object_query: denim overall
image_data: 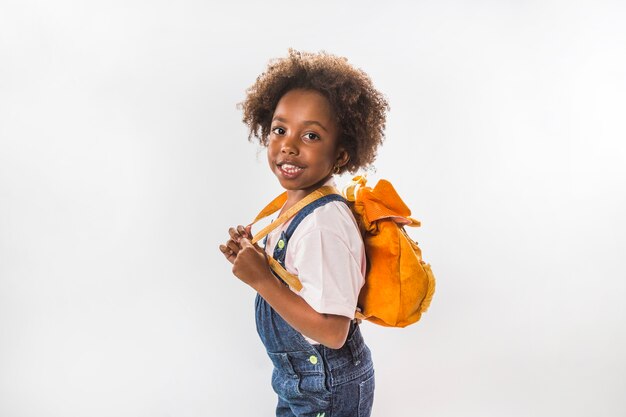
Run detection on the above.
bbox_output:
[255,195,375,417]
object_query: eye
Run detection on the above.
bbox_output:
[303,132,319,141]
[271,126,286,135]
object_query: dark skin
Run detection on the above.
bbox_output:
[219,89,352,349]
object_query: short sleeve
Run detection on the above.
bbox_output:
[285,202,366,319]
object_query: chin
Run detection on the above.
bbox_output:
[277,180,304,191]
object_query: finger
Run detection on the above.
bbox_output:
[225,237,241,247]
[219,244,236,263]
[239,237,258,253]
[228,227,242,242]
[226,239,241,254]
[240,238,253,249]
[245,224,253,238]
[251,239,263,251]
[241,238,264,254]
[220,243,235,256]
[237,225,248,238]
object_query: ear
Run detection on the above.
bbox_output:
[335,148,350,169]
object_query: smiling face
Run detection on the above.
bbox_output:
[267,89,348,199]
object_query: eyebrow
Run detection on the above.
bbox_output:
[271,116,328,133]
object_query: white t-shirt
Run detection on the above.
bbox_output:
[264,183,366,343]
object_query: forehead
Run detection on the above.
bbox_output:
[273,89,336,123]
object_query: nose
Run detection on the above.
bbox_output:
[280,132,299,155]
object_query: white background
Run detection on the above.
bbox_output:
[1,1,625,416]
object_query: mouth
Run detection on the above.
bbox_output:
[277,162,304,179]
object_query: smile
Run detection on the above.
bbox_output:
[278,163,304,178]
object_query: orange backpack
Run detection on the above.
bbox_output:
[250,176,435,328]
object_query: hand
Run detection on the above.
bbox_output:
[219,225,271,289]
[219,225,252,264]
[232,237,271,289]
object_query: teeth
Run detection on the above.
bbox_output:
[281,164,303,174]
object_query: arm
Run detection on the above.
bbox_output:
[220,226,351,349]
[252,259,351,349]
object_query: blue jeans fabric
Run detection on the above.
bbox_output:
[255,195,375,417]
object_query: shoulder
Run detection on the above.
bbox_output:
[290,200,362,248]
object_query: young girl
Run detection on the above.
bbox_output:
[219,49,388,417]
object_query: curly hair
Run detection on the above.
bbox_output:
[239,49,389,174]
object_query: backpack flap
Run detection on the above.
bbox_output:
[344,176,420,232]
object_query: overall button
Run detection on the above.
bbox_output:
[277,239,285,249]
[309,355,318,365]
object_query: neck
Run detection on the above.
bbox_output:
[282,175,334,213]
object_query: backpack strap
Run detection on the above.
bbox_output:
[271,193,348,284]
[249,185,339,245]
[249,186,341,290]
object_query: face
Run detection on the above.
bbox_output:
[267,89,348,198]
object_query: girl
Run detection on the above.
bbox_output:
[219,49,388,417]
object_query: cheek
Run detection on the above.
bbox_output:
[266,142,282,167]
[266,140,278,158]
[269,134,283,147]
[318,148,339,167]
